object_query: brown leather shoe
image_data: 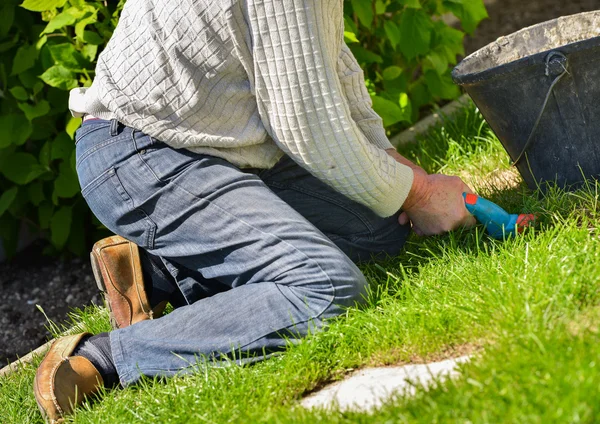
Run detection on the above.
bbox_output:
[90,235,166,329]
[33,333,103,423]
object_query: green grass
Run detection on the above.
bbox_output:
[2,101,600,423]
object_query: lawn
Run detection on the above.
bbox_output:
[2,101,599,423]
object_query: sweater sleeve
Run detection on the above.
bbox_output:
[337,43,394,150]
[247,0,413,217]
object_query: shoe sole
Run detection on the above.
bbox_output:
[90,250,120,330]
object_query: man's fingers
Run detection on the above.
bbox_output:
[462,184,475,195]
[398,211,409,225]
[468,215,477,227]
[463,214,477,228]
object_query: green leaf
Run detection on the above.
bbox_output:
[375,0,386,14]
[349,45,383,65]
[398,92,412,120]
[8,186,28,215]
[443,0,488,34]
[38,201,53,229]
[18,100,51,121]
[39,140,51,167]
[50,205,71,249]
[82,30,103,45]
[39,65,78,90]
[424,69,460,99]
[400,0,421,8]
[11,44,38,75]
[350,0,373,28]
[0,3,16,38]
[371,95,411,127]
[42,8,78,34]
[0,37,18,53]
[344,16,358,35]
[74,12,97,40]
[47,86,69,110]
[36,34,47,50]
[382,66,403,81]
[27,182,45,206]
[54,160,80,198]
[80,44,97,61]
[1,152,47,185]
[0,187,18,218]
[18,68,40,88]
[0,114,33,147]
[21,0,68,12]
[344,31,359,44]
[433,24,465,63]
[424,49,448,75]
[66,116,82,139]
[9,86,28,100]
[383,71,409,99]
[383,21,401,51]
[47,43,87,70]
[409,79,433,112]
[399,9,433,60]
[32,80,45,95]
[51,132,73,161]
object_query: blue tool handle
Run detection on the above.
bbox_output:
[462,193,518,238]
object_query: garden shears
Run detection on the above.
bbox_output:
[463,193,536,239]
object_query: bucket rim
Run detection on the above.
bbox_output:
[453,10,600,85]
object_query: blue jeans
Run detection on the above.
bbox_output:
[75,119,410,385]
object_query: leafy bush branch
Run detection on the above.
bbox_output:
[344,0,487,130]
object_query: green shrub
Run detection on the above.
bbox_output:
[0,0,486,257]
[0,0,123,257]
[344,0,487,130]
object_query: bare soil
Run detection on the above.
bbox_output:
[463,0,600,55]
[1,0,600,367]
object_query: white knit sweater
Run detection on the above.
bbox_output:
[69,0,414,217]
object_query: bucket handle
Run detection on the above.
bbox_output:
[513,52,569,166]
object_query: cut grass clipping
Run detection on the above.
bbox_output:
[2,101,599,423]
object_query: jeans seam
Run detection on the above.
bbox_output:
[74,121,111,143]
[132,130,162,183]
[76,131,131,168]
[110,167,158,249]
[265,181,375,235]
[80,167,114,197]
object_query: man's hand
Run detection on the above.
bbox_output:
[386,148,476,236]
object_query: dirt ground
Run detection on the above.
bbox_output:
[463,0,600,55]
[1,0,599,367]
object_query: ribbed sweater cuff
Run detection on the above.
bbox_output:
[69,85,118,120]
[372,163,414,217]
[361,126,394,150]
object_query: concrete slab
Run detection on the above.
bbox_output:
[301,355,471,412]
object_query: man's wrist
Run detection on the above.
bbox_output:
[384,148,429,210]
[403,167,429,211]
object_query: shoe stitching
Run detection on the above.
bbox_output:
[49,358,67,416]
[129,241,151,319]
[98,245,134,327]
